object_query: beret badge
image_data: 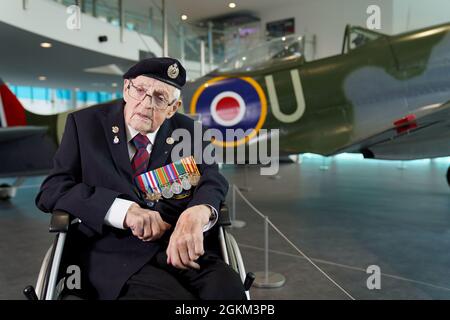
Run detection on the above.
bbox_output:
[167,63,179,79]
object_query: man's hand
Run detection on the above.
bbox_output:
[166,205,211,270]
[124,203,171,241]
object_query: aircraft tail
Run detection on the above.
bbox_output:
[0,78,27,127]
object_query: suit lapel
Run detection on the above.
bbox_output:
[102,100,135,187]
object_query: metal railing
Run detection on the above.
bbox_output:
[50,0,219,63]
[232,184,356,299]
[49,0,273,69]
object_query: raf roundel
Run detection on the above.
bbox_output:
[210,91,246,127]
[190,77,267,147]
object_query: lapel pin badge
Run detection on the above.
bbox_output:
[112,126,119,134]
[113,136,120,144]
[166,137,174,145]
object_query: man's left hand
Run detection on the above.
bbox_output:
[166,205,211,270]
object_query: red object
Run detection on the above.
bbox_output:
[393,114,417,134]
[216,96,240,121]
[131,134,151,178]
[0,79,27,127]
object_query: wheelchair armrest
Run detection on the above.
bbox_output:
[218,204,232,227]
[49,210,70,233]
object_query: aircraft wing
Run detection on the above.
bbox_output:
[336,102,450,160]
[0,126,49,142]
[0,126,57,177]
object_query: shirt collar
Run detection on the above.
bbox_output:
[126,124,160,146]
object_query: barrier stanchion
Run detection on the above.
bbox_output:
[238,164,252,192]
[320,156,330,171]
[397,160,407,170]
[253,216,286,288]
[233,185,355,299]
[231,184,246,228]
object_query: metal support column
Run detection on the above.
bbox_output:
[200,40,206,76]
[148,6,153,36]
[92,0,97,17]
[119,0,124,43]
[179,25,185,64]
[162,0,168,56]
[207,21,214,70]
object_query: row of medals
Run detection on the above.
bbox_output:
[146,173,201,201]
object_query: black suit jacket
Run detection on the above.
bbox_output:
[35,99,228,299]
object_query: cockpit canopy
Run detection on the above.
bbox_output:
[216,34,305,73]
[342,25,387,53]
[215,26,386,73]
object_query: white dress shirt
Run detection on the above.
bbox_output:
[104,124,218,232]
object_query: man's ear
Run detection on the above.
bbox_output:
[166,100,180,119]
[123,79,129,103]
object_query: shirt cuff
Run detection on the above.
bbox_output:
[202,204,219,232]
[104,198,135,230]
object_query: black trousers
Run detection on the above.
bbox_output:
[118,247,246,300]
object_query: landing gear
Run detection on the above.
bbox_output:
[0,184,14,201]
[447,166,450,187]
[0,177,25,201]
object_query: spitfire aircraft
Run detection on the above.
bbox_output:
[0,78,62,198]
[0,78,59,176]
[183,23,450,186]
[1,23,450,199]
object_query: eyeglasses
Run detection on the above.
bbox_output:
[127,80,177,110]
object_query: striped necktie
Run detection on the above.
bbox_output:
[131,133,151,178]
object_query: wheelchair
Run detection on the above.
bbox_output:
[24,205,254,300]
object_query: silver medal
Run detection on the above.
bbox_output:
[181,177,191,190]
[171,182,183,194]
[162,186,173,199]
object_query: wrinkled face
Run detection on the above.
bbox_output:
[123,75,180,134]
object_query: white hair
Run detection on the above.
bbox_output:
[172,88,181,101]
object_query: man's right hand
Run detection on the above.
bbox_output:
[124,203,171,241]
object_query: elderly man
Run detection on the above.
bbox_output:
[35,57,245,300]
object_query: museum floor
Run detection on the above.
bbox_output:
[1,155,449,299]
